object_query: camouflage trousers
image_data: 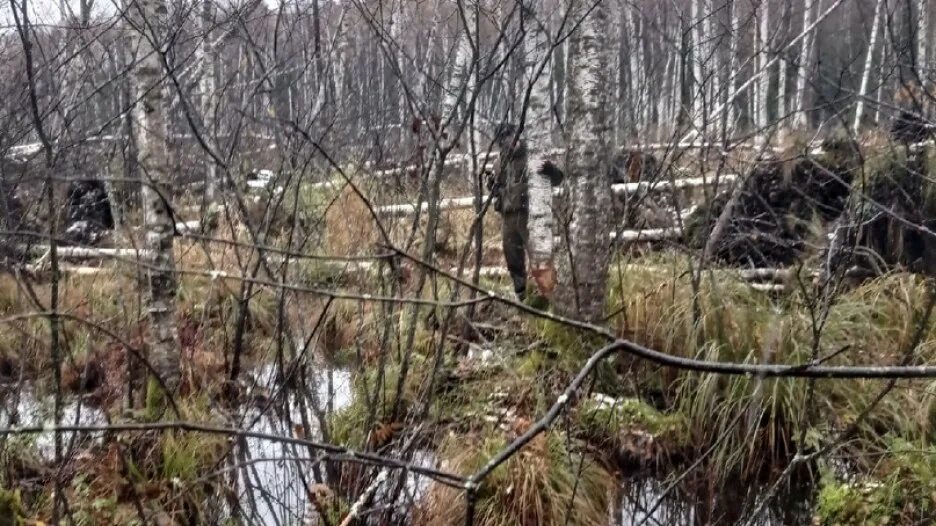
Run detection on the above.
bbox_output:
[501,209,529,299]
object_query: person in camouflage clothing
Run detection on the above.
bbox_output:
[487,123,564,300]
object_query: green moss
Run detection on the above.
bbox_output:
[161,431,222,482]
[296,260,350,287]
[580,396,680,435]
[815,475,898,525]
[578,396,687,448]
[144,376,169,421]
[0,488,25,526]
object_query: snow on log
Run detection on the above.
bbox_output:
[457,264,793,292]
[375,175,736,216]
[609,173,738,194]
[18,245,154,260]
[376,196,480,216]
[609,228,682,242]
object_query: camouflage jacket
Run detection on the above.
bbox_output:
[489,144,529,214]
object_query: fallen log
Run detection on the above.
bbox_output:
[375,175,737,216]
[17,245,153,260]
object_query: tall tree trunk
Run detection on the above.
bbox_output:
[854,0,884,133]
[793,0,818,128]
[557,0,611,322]
[130,0,180,395]
[442,4,473,124]
[524,4,558,298]
[725,0,739,134]
[691,0,706,133]
[918,0,928,75]
[777,0,791,121]
[200,0,217,209]
[756,0,771,131]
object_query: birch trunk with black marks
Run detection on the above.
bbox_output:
[130,0,180,394]
[524,5,558,298]
[919,0,928,74]
[691,0,706,134]
[793,0,817,129]
[725,0,739,134]
[854,0,884,133]
[755,0,771,132]
[200,0,218,208]
[556,0,611,322]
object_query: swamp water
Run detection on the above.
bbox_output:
[0,371,815,525]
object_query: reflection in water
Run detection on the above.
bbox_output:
[235,365,353,525]
[616,476,813,526]
[234,365,439,525]
[0,388,107,461]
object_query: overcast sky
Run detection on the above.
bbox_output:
[0,0,283,33]
[0,0,119,29]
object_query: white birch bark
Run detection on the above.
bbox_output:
[919,0,928,74]
[704,0,719,119]
[333,10,348,110]
[524,6,557,296]
[662,42,676,138]
[777,1,790,120]
[691,0,706,133]
[679,0,845,145]
[200,0,217,205]
[129,0,180,392]
[726,0,739,133]
[557,0,612,321]
[442,3,473,126]
[793,0,817,128]
[756,0,771,131]
[389,1,407,151]
[853,0,884,133]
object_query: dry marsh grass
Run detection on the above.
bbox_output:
[415,431,612,526]
[606,253,936,484]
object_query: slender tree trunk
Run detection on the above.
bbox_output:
[557,0,612,322]
[793,0,817,128]
[442,4,472,123]
[130,0,180,394]
[726,0,739,134]
[777,0,791,121]
[854,0,885,133]
[756,0,771,131]
[691,0,706,133]
[704,0,718,121]
[200,0,217,209]
[524,5,557,297]
[918,0,928,75]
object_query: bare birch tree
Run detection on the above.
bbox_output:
[523,4,558,297]
[793,0,818,128]
[556,0,611,322]
[129,0,181,394]
[854,0,885,133]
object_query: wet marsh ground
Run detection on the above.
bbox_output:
[4,147,936,525]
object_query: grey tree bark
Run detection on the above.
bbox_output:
[523,4,558,298]
[556,0,612,322]
[130,0,181,394]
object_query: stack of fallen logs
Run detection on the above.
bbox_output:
[12,134,936,293]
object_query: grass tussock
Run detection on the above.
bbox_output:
[325,183,380,257]
[606,253,936,483]
[415,431,612,526]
